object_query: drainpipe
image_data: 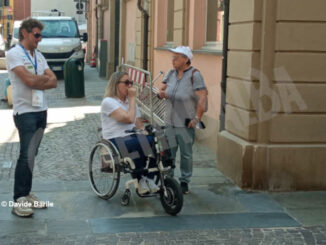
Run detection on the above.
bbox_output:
[137,0,149,70]
[114,0,120,69]
[94,0,99,64]
[219,0,230,131]
[96,0,108,39]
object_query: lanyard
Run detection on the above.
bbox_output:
[19,43,38,75]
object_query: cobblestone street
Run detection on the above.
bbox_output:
[0,67,105,181]
[1,226,326,245]
[0,66,325,244]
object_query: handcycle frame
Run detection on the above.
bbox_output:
[88,125,183,215]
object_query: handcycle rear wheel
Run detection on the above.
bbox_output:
[160,176,183,215]
[88,140,120,199]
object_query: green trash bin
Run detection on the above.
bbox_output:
[64,58,85,98]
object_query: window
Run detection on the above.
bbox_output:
[40,20,79,38]
[166,0,174,45]
[4,0,9,7]
[204,0,224,50]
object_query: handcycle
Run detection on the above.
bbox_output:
[88,125,183,215]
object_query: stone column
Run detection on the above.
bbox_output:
[218,0,326,190]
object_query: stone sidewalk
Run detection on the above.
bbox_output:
[0,66,325,244]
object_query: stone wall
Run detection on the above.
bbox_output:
[218,0,326,190]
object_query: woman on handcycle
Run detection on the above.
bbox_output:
[101,71,159,194]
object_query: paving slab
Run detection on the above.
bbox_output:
[236,192,285,213]
[90,213,300,234]
[270,191,326,226]
[0,219,47,236]
[0,184,247,221]
[46,219,92,235]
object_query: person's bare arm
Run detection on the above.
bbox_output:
[110,88,137,124]
[188,90,207,128]
[135,117,144,129]
[12,66,50,90]
[42,68,57,89]
[157,82,167,99]
[12,66,57,90]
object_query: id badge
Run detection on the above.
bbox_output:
[25,62,43,107]
[32,90,44,107]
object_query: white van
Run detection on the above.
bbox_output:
[34,16,87,72]
[10,20,22,47]
[0,33,5,57]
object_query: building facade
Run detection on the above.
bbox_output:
[87,0,326,191]
[0,0,14,41]
[13,0,31,20]
[218,0,326,191]
[87,0,222,150]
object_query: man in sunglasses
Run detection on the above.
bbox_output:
[6,18,57,217]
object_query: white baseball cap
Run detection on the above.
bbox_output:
[169,46,193,60]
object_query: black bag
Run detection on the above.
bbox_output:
[161,148,174,168]
[157,131,175,168]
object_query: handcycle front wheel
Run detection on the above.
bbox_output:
[88,140,120,199]
[121,189,131,206]
[160,176,183,215]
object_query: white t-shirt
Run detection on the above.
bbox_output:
[6,44,50,115]
[101,97,141,139]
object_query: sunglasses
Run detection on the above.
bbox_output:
[119,80,133,86]
[33,32,42,39]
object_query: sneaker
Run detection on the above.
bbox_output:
[25,193,47,209]
[138,177,150,194]
[12,197,34,217]
[180,182,189,194]
[147,178,160,193]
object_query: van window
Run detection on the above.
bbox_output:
[40,20,79,38]
[13,28,19,38]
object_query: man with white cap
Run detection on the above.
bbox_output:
[158,46,207,194]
